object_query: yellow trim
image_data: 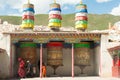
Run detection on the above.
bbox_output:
[48,22,61,27]
[21,24,34,28]
[75,24,87,29]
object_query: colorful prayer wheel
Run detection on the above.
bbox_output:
[21,3,35,29]
[75,2,88,31]
[47,42,63,66]
[74,42,90,66]
[19,42,37,64]
[49,14,62,20]
[48,3,62,30]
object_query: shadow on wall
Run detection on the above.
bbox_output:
[0,48,9,79]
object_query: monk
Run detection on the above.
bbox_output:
[18,58,25,78]
[42,63,46,77]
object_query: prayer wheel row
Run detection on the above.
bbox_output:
[75,3,88,31]
[21,4,35,29]
[48,3,62,30]
[19,42,37,64]
[47,42,63,66]
[74,42,90,66]
[19,41,91,67]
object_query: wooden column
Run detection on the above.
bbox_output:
[72,43,74,77]
[40,43,43,78]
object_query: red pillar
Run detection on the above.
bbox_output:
[72,43,74,77]
[112,66,120,77]
[40,43,43,78]
[112,58,120,77]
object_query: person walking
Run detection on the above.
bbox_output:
[26,60,33,78]
[18,58,26,78]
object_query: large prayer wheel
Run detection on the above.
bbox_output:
[47,42,63,75]
[74,42,90,65]
[74,42,91,74]
[21,3,35,29]
[48,3,62,31]
[75,2,88,31]
[19,42,37,64]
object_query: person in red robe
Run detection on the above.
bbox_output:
[18,58,26,78]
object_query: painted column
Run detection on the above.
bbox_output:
[72,43,74,77]
[40,43,43,78]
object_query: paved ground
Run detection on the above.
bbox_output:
[6,77,119,80]
[3,77,120,80]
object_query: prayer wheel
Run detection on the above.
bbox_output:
[21,3,35,29]
[74,42,90,65]
[74,42,90,74]
[19,42,37,64]
[48,3,62,31]
[75,2,88,31]
[47,42,63,74]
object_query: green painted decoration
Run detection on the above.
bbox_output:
[49,18,61,23]
[20,42,37,48]
[22,19,34,24]
[75,20,87,25]
[74,42,90,48]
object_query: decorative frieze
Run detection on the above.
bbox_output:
[10,32,102,43]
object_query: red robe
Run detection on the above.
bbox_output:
[18,60,25,78]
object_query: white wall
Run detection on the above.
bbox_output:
[100,35,113,77]
[0,34,10,78]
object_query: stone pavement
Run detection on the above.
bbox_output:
[20,77,120,80]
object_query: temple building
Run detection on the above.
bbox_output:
[0,22,120,79]
[0,0,120,79]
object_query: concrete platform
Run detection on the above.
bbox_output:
[6,77,120,80]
